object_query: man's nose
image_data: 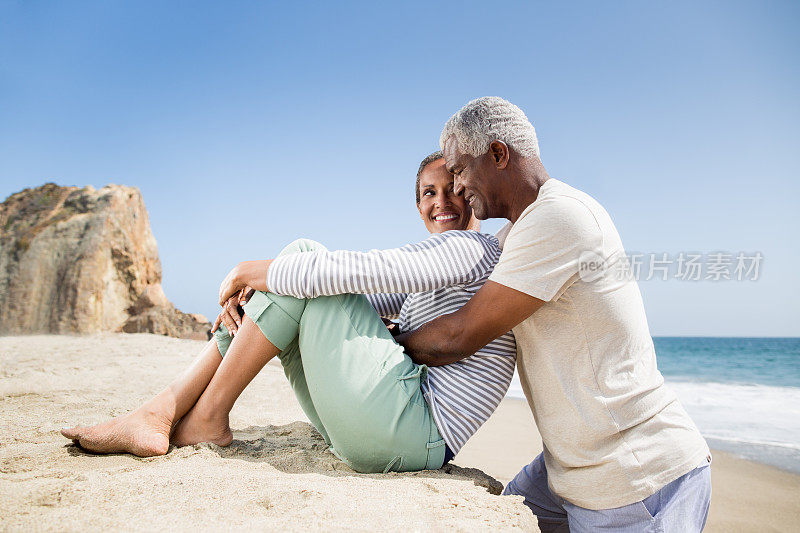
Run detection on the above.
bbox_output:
[453,178,465,196]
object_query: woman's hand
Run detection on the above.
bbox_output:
[218,265,246,307]
[218,260,271,306]
[211,287,256,336]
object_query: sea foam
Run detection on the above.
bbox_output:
[505,373,800,472]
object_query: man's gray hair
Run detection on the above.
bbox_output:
[439,96,540,159]
[415,150,443,204]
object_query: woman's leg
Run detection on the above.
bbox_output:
[60,338,225,457]
[294,293,444,472]
[171,239,445,472]
[175,323,332,447]
[170,241,330,447]
[170,316,280,446]
[169,238,337,449]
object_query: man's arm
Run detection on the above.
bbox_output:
[396,280,544,366]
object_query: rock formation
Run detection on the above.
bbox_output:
[0,183,210,339]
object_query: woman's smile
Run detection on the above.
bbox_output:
[417,158,475,234]
[433,212,458,222]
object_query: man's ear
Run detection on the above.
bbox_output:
[417,203,425,221]
[490,140,510,169]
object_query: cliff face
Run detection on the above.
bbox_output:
[0,183,209,339]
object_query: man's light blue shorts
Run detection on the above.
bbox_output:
[503,453,712,533]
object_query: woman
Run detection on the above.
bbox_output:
[62,151,515,473]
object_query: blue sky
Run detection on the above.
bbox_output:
[1,1,798,336]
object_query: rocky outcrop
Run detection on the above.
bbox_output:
[0,183,210,339]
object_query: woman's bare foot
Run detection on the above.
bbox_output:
[170,405,233,447]
[60,408,172,457]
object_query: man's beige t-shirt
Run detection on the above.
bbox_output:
[490,178,708,510]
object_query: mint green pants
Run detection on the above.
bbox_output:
[213,239,446,473]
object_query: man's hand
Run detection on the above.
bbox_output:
[381,317,402,337]
[397,280,545,366]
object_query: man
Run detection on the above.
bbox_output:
[397,97,711,532]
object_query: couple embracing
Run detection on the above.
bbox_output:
[63,97,711,532]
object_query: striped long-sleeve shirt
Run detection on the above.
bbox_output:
[266,230,517,455]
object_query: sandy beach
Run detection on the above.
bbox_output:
[2,334,798,531]
[0,334,533,531]
[456,397,800,532]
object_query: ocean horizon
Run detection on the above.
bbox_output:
[504,336,800,474]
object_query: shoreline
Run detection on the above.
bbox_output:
[463,396,800,475]
[503,389,800,475]
[455,397,800,531]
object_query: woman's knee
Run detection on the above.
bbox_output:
[241,290,304,351]
[278,238,328,257]
[213,325,233,357]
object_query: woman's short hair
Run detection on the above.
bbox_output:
[415,150,444,204]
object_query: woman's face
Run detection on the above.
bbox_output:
[417,159,476,234]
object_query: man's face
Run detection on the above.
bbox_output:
[443,137,499,220]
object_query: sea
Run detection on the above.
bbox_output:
[505,337,800,474]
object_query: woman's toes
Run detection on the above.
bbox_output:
[60,426,82,440]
